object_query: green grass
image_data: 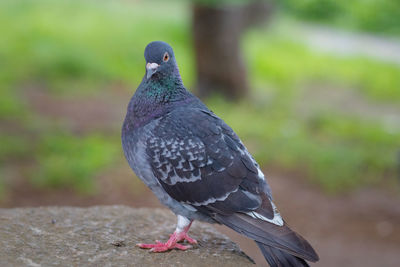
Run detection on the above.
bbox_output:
[244,31,400,103]
[280,0,400,36]
[0,0,194,94]
[32,134,119,193]
[1,0,400,195]
[0,134,32,161]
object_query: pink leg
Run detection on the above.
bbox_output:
[137,216,197,252]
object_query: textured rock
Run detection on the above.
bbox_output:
[0,206,254,266]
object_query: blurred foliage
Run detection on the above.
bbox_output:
[193,0,255,6]
[0,0,193,94]
[0,0,399,197]
[281,0,400,35]
[246,33,400,102]
[32,134,118,193]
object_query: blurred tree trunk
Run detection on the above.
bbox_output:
[192,0,274,100]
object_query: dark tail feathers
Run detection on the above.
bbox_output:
[214,213,319,266]
[256,241,309,267]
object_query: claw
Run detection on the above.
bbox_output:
[148,243,192,252]
[137,231,197,252]
[180,233,197,244]
[137,217,197,253]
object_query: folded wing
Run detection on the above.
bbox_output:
[145,107,318,266]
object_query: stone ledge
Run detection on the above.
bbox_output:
[0,206,254,266]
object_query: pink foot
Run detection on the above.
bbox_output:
[137,229,197,252]
[137,240,192,252]
[175,232,197,245]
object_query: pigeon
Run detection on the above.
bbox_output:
[121,41,319,267]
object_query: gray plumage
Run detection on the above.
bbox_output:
[122,41,319,266]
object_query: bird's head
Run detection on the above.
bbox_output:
[144,41,176,80]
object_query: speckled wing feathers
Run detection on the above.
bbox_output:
[145,108,270,215]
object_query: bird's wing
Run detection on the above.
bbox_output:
[145,107,319,265]
[145,107,276,219]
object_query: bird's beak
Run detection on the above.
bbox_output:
[146,62,159,79]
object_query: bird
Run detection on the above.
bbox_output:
[121,41,319,267]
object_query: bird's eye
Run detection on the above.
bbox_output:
[163,52,169,62]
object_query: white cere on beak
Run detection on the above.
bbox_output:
[146,62,160,79]
[146,62,159,70]
[146,62,159,79]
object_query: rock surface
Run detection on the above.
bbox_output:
[0,206,254,266]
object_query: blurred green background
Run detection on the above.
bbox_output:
[1,0,399,197]
[1,0,400,266]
